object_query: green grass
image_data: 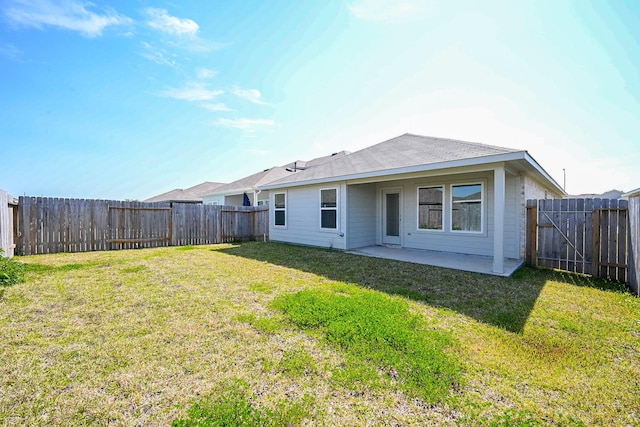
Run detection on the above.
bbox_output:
[0,242,638,426]
[0,249,25,286]
[272,285,460,402]
[172,379,316,427]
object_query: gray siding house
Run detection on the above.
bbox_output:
[261,134,566,274]
[202,152,349,207]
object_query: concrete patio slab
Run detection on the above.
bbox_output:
[347,245,524,277]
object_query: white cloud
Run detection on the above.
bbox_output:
[231,87,267,105]
[215,118,274,130]
[348,0,425,22]
[197,68,217,79]
[4,0,132,37]
[144,7,198,36]
[159,82,223,102]
[201,102,233,112]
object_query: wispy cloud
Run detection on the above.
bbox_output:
[3,0,132,37]
[197,67,217,79]
[215,118,275,131]
[0,42,22,61]
[144,7,198,36]
[140,41,176,67]
[202,103,233,112]
[348,0,424,22]
[159,82,223,102]
[231,87,267,105]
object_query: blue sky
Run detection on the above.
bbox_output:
[1,0,638,200]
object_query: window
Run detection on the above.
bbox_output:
[320,188,337,229]
[451,183,482,232]
[418,186,443,230]
[274,192,286,226]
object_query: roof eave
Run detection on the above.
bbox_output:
[522,152,567,196]
[261,151,533,190]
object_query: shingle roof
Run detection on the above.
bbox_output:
[207,167,296,195]
[204,151,350,196]
[144,181,225,203]
[264,134,522,187]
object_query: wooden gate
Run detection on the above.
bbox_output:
[526,198,629,283]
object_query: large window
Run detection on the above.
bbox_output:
[320,188,337,229]
[418,186,443,230]
[451,183,482,232]
[274,192,286,227]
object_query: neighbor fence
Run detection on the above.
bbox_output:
[14,196,268,256]
[0,190,18,257]
[526,198,638,295]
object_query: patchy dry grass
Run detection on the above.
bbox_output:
[1,242,638,426]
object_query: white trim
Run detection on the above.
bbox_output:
[273,191,287,229]
[493,166,506,273]
[450,181,484,234]
[381,187,403,246]
[416,185,445,232]
[319,187,339,231]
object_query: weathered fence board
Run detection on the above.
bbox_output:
[527,198,630,285]
[0,190,16,257]
[628,197,640,296]
[16,197,269,255]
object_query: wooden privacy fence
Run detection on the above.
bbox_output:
[15,196,269,256]
[0,190,18,257]
[526,198,632,285]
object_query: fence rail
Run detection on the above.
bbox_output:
[15,197,268,256]
[526,198,632,287]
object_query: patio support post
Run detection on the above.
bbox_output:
[493,165,505,273]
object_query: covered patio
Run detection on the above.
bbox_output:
[347,245,524,277]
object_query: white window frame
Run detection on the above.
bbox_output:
[319,187,338,230]
[450,182,484,234]
[273,191,287,228]
[416,185,444,232]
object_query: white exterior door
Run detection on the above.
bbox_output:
[382,189,402,245]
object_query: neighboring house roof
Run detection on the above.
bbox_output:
[261,133,565,194]
[203,151,350,198]
[570,189,625,200]
[204,167,297,197]
[145,181,225,203]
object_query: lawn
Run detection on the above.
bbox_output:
[1,242,638,426]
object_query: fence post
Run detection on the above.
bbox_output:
[591,199,601,279]
[628,197,640,296]
[526,199,537,266]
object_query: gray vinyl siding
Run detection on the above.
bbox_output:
[269,183,347,249]
[224,194,245,206]
[390,172,492,256]
[346,183,377,249]
[270,170,523,259]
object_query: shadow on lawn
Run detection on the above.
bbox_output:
[217,242,623,334]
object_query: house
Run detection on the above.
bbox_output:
[144,182,225,204]
[260,134,566,275]
[201,152,349,206]
[571,189,625,200]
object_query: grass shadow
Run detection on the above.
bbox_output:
[216,242,622,333]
